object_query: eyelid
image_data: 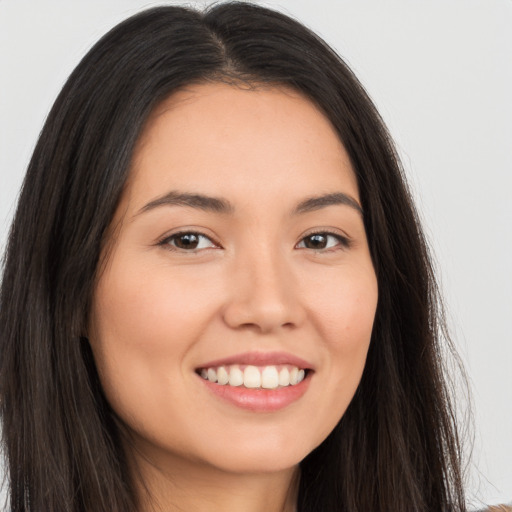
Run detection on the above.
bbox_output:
[157,229,221,252]
[295,229,352,251]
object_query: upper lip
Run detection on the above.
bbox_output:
[197,351,314,370]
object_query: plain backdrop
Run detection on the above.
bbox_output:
[1,0,511,509]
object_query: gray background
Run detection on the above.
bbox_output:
[1,0,511,508]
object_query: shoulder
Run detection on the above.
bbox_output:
[480,506,512,512]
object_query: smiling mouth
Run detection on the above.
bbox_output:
[196,364,309,390]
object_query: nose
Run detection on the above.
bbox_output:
[222,247,305,334]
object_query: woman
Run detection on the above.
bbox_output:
[0,3,470,511]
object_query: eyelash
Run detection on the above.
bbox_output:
[296,231,351,252]
[157,230,351,253]
[157,231,219,252]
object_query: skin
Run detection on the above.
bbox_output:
[89,83,379,512]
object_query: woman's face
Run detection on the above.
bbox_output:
[89,83,378,475]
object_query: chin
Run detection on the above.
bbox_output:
[196,431,319,475]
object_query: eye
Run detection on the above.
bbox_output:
[159,232,217,251]
[296,232,350,251]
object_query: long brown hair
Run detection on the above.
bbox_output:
[0,3,467,511]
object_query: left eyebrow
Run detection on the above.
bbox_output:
[293,192,363,216]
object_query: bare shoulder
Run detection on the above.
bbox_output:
[483,506,512,511]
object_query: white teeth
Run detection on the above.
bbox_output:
[199,364,307,389]
[261,366,279,389]
[228,365,244,386]
[244,365,261,388]
[217,366,229,385]
[278,367,290,386]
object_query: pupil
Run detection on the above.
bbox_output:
[306,234,327,249]
[176,233,199,249]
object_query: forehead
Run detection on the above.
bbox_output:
[126,82,359,211]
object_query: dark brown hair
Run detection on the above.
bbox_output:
[0,3,466,511]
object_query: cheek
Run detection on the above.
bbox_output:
[91,253,220,356]
[304,264,377,424]
[330,272,377,371]
[88,253,220,420]
[307,263,378,346]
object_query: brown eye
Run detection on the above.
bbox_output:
[303,234,329,249]
[297,232,349,251]
[162,232,216,251]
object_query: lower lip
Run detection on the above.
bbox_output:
[198,373,312,412]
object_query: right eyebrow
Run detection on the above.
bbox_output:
[135,190,235,216]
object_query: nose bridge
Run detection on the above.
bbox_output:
[223,239,303,333]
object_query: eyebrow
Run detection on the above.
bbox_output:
[137,191,234,215]
[293,193,363,216]
[136,190,362,217]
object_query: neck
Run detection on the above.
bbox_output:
[127,441,300,512]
